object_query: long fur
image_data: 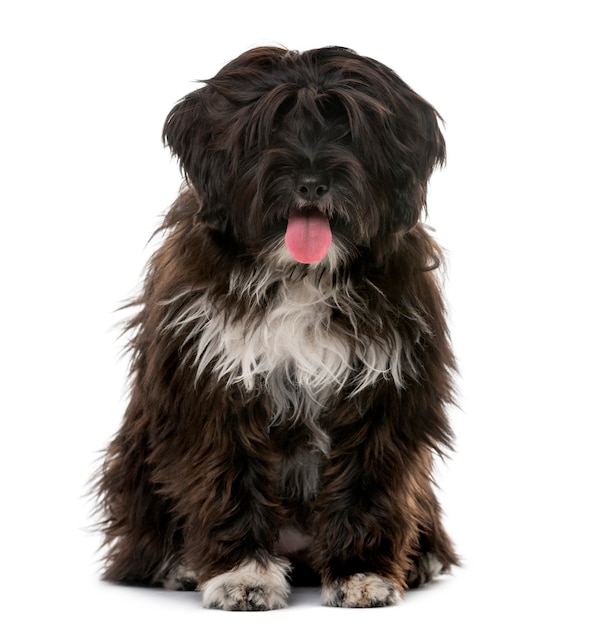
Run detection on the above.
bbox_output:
[95,46,459,610]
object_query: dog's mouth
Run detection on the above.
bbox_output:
[284,206,332,264]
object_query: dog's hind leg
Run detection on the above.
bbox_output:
[406,485,459,588]
[96,411,182,587]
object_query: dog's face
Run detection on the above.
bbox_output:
[163,46,445,264]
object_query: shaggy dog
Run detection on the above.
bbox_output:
[96,46,458,610]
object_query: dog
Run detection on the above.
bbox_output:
[96,46,459,610]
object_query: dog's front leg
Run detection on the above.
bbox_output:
[313,418,427,608]
[176,412,291,611]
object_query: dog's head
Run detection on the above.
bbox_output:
[163,46,445,265]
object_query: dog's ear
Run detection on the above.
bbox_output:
[163,89,230,231]
[387,95,446,232]
[163,89,207,183]
[411,97,446,180]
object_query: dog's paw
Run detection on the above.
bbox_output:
[201,558,290,610]
[407,552,444,588]
[321,573,401,608]
[162,562,198,590]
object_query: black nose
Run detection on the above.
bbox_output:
[295,173,330,202]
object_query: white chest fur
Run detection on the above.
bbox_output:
[163,266,415,426]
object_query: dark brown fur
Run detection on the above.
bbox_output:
[95,46,458,608]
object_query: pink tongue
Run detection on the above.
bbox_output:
[285,209,332,264]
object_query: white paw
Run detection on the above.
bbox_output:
[201,558,290,610]
[322,573,401,608]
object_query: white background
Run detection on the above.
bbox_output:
[1,1,588,624]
